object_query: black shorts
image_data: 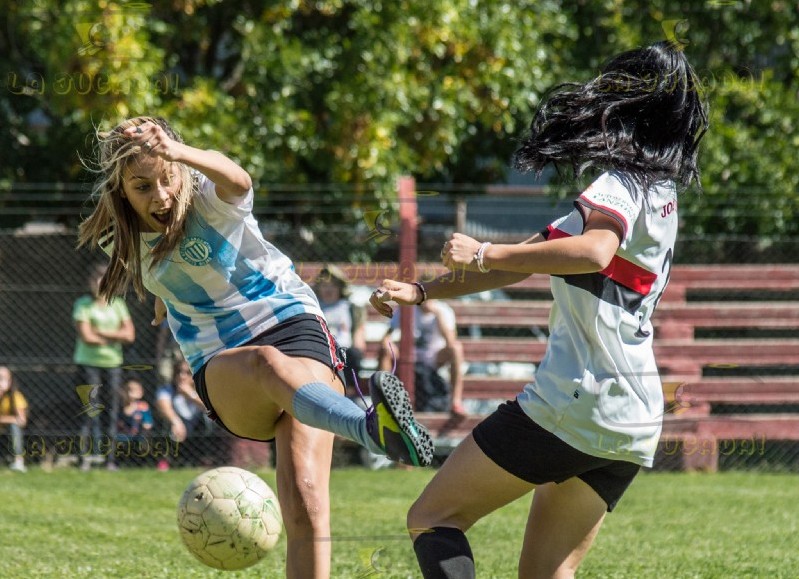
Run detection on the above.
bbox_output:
[472,400,641,512]
[193,313,346,441]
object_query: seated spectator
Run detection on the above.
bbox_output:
[312,264,366,395]
[0,366,28,473]
[155,357,216,468]
[379,299,466,416]
[109,378,154,470]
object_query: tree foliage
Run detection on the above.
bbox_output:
[557,0,799,239]
[1,0,798,239]
[2,1,571,181]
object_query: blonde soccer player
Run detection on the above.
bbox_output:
[78,116,432,579]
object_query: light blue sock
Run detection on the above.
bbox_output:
[292,382,384,455]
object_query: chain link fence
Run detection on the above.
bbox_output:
[2,185,799,472]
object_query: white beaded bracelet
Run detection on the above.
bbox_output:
[476,242,492,273]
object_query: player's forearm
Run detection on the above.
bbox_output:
[171,144,252,200]
[483,235,614,276]
[423,269,531,300]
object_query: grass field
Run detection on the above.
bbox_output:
[1,466,798,578]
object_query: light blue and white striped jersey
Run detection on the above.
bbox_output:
[105,174,324,374]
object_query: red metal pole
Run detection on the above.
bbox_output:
[397,176,417,403]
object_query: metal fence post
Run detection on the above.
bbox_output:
[397,176,417,404]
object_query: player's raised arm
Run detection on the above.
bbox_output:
[123,122,252,204]
[444,211,622,277]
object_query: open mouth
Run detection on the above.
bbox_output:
[152,207,172,226]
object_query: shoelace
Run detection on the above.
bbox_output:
[356,342,397,430]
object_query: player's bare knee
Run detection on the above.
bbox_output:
[280,481,328,533]
[523,562,577,579]
[406,504,425,537]
[407,498,440,535]
[408,498,475,536]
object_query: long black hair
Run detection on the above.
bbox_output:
[513,41,708,192]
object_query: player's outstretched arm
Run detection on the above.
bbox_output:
[480,212,622,276]
[444,211,622,277]
[369,269,530,317]
[371,211,623,317]
[370,233,544,317]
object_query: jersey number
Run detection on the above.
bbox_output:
[635,248,673,338]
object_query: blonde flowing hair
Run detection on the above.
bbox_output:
[77,116,194,300]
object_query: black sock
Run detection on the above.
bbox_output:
[413,526,475,579]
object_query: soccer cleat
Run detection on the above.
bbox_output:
[366,371,434,467]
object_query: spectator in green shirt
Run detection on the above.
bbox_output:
[72,263,136,470]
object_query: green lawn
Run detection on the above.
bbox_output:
[1,466,797,578]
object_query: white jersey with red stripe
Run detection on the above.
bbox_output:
[517,171,678,467]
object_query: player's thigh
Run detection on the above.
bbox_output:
[407,433,535,535]
[204,346,341,441]
[204,346,286,439]
[519,477,607,579]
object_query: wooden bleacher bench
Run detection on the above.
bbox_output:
[445,300,799,333]
[658,264,799,302]
[659,377,799,471]
[673,377,799,408]
[496,264,799,302]
[299,263,799,470]
[366,337,799,376]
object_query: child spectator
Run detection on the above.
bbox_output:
[109,378,154,470]
[155,357,214,468]
[0,366,28,473]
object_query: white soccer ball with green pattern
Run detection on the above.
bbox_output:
[177,466,282,570]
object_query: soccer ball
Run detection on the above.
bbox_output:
[177,466,282,570]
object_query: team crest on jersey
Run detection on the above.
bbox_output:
[180,237,213,266]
